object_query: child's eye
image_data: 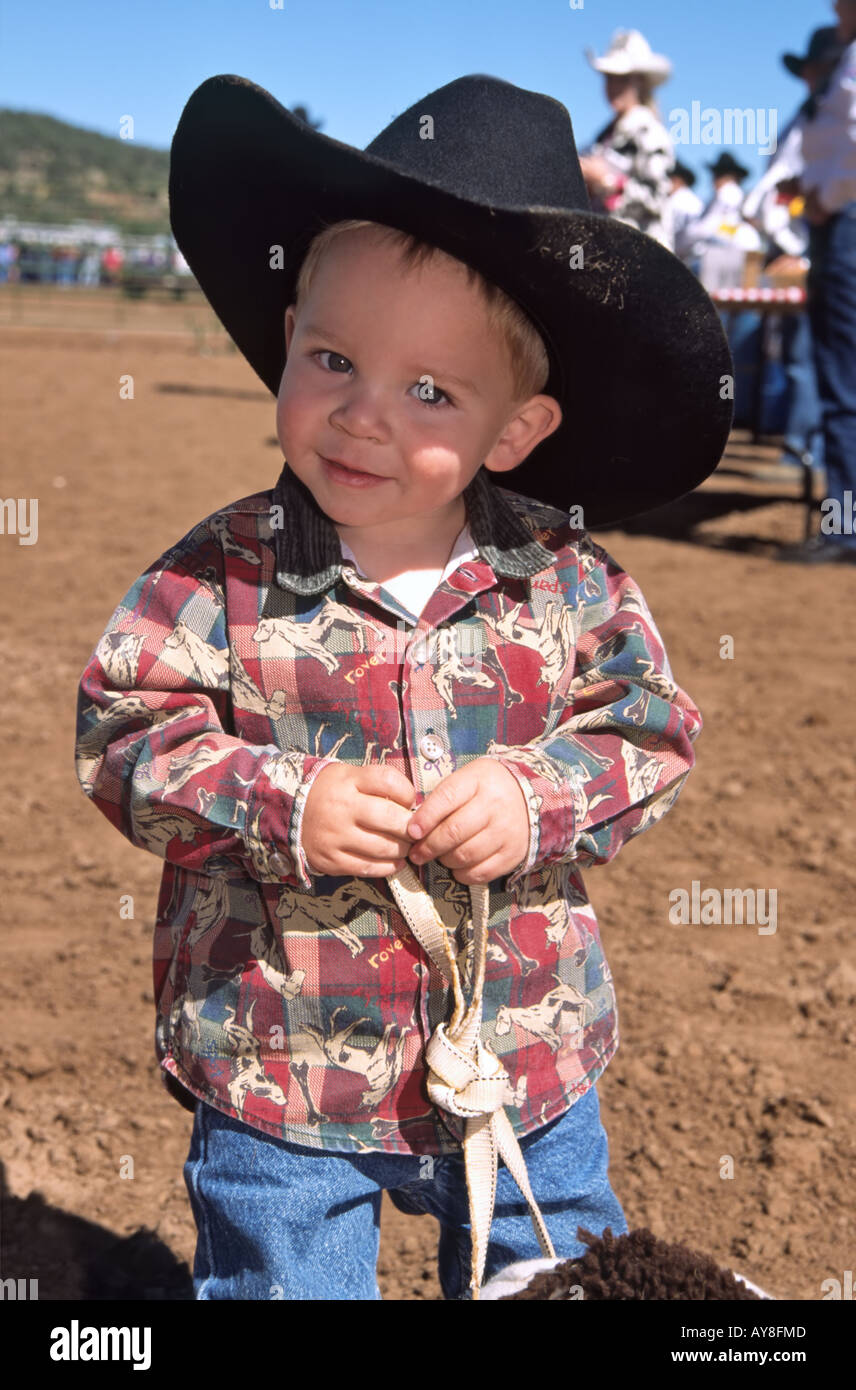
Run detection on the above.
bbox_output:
[313,349,352,374]
[311,351,453,407]
[411,378,453,408]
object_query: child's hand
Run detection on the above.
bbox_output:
[302,763,418,878]
[405,758,530,885]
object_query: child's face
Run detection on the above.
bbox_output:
[276,225,560,545]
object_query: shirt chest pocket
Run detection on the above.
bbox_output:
[239,609,405,757]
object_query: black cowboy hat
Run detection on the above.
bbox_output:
[672,160,698,188]
[707,151,750,182]
[169,73,733,528]
[782,25,844,78]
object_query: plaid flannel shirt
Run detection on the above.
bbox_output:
[74,461,702,1154]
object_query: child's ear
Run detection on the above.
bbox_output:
[284,304,297,353]
[511,394,564,464]
[493,393,563,471]
[531,394,563,445]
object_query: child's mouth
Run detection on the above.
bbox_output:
[321,455,390,488]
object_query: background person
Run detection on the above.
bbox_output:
[691,153,765,431]
[743,25,845,478]
[580,28,676,249]
[0,240,15,284]
[779,0,856,563]
[667,160,704,268]
[76,246,101,287]
[692,152,763,293]
[101,244,124,286]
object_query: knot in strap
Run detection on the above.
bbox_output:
[425,1024,513,1119]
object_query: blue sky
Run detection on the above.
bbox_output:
[0,0,841,187]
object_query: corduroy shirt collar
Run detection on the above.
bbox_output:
[271,460,554,594]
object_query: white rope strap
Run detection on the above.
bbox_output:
[387,862,556,1299]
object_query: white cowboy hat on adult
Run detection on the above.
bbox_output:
[585,29,673,86]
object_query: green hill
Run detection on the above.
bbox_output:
[0,109,172,234]
[0,104,324,236]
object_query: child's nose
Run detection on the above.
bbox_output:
[330,388,388,438]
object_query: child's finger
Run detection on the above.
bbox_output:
[360,764,418,808]
[371,796,419,845]
[409,802,491,863]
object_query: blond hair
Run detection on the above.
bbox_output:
[292,218,551,405]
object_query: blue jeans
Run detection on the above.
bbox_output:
[183,1085,628,1300]
[725,309,764,431]
[808,200,856,549]
[780,310,824,464]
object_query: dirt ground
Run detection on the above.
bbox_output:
[1,285,853,1301]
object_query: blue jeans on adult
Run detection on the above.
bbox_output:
[781,310,824,465]
[183,1084,628,1300]
[808,200,856,550]
[726,309,764,430]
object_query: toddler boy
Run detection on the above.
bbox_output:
[75,71,732,1299]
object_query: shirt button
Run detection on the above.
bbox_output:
[419,734,444,761]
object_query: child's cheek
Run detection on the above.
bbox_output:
[276,372,310,455]
[275,394,289,456]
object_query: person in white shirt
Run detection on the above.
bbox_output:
[742,121,809,262]
[692,153,763,292]
[742,26,844,476]
[691,155,765,435]
[779,0,856,563]
[580,29,676,250]
[744,27,845,264]
[667,161,704,268]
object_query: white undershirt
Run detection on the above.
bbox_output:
[339,522,479,618]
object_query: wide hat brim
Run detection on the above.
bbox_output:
[673,161,698,187]
[782,53,805,77]
[708,155,750,181]
[169,74,733,529]
[585,49,672,86]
